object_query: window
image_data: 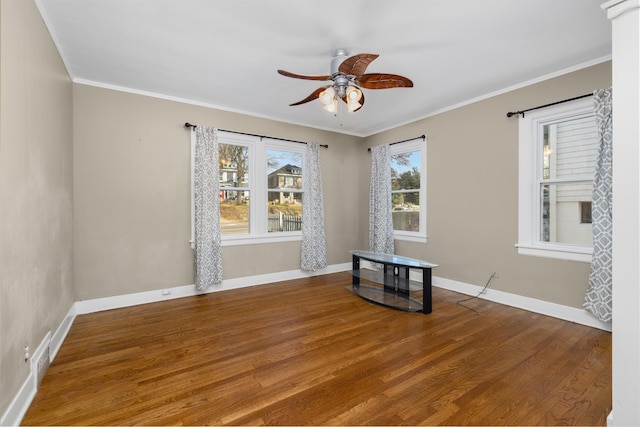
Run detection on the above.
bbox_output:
[390,138,427,242]
[267,148,303,233]
[219,142,250,235]
[580,201,592,224]
[517,97,597,262]
[193,131,305,246]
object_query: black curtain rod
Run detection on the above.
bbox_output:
[506,93,593,118]
[184,123,328,148]
[367,134,426,152]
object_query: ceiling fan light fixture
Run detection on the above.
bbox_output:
[323,98,338,113]
[346,86,362,102]
[319,87,336,105]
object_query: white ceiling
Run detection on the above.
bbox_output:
[36,0,611,137]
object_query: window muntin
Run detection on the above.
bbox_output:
[518,97,596,262]
[389,139,427,242]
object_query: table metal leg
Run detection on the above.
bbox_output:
[422,268,432,314]
[352,255,360,286]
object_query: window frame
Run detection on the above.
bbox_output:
[517,97,594,262]
[390,138,428,243]
[191,131,306,247]
[226,134,306,246]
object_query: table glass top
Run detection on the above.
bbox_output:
[349,250,438,269]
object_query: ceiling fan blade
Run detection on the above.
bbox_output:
[358,73,414,89]
[359,91,365,110]
[289,86,329,106]
[277,69,332,81]
[338,53,379,76]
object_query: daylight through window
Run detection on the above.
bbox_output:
[517,97,596,262]
[389,138,427,242]
[539,117,597,246]
[267,149,303,233]
[198,131,306,246]
[219,143,250,235]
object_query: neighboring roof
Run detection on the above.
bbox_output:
[269,164,302,177]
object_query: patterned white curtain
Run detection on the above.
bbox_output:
[193,126,223,289]
[369,144,394,254]
[584,88,613,322]
[301,142,327,271]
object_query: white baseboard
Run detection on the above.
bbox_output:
[432,275,612,332]
[1,305,77,427]
[0,370,36,427]
[357,260,610,331]
[50,305,76,361]
[75,262,352,315]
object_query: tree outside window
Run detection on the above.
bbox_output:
[391,150,421,233]
[219,143,249,235]
[387,137,426,243]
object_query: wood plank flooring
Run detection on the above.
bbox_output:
[22,272,611,426]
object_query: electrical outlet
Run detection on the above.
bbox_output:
[24,345,29,363]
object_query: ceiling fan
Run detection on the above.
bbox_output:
[277,48,413,113]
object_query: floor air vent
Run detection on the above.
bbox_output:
[35,344,50,386]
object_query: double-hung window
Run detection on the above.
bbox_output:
[390,138,427,243]
[194,131,305,246]
[517,97,597,262]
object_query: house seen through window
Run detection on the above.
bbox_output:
[517,97,596,262]
[219,143,250,235]
[267,149,303,233]
[540,116,597,246]
[215,132,305,243]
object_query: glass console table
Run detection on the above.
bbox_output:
[349,250,439,314]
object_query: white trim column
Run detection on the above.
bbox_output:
[601,1,640,425]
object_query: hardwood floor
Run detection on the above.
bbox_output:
[22,272,611,426]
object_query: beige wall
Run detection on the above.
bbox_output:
[73,60,611,309]
[0,0,74,417]
[72,84,363,300]
[365,61,612,308]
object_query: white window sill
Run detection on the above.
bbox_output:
[222,233,302,246]
[394,233,428,244]
[516,243,592,263]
